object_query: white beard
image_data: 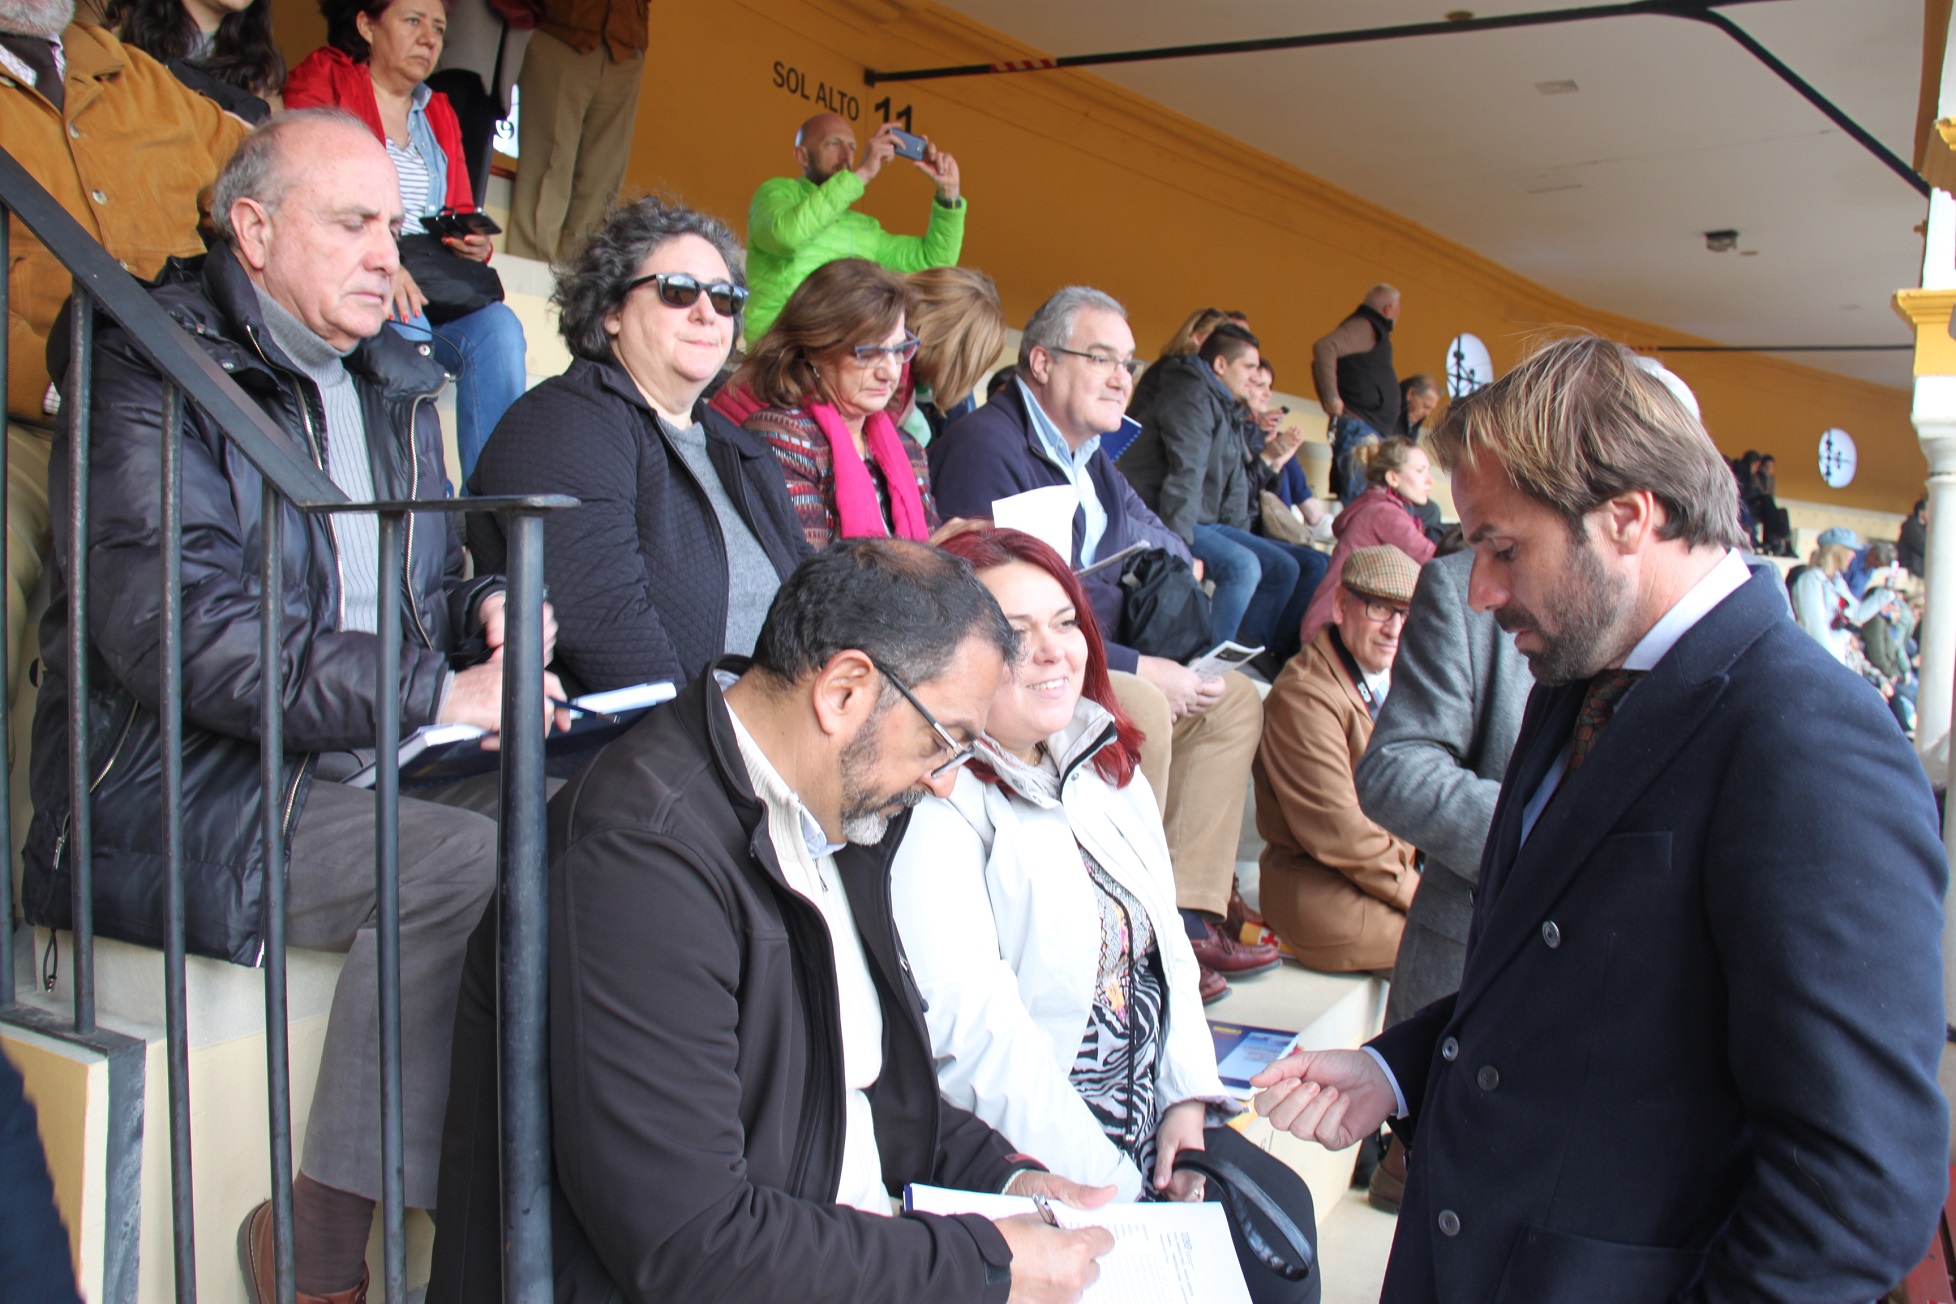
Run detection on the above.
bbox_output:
[0,0,74,39]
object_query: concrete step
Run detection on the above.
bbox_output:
[6,931,434,1304]
[1317,1187,1399,1304]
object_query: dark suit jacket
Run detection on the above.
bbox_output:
[1370,566,1948,1303]
[0,1049,80,1303]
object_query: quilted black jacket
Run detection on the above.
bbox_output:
[24,245,497,965]
[466,357,811,696]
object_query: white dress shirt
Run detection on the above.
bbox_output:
[723,698,891,1215]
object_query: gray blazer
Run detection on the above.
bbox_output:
[1355,550,1530,985]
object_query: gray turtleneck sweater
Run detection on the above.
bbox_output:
[252,286,381,634]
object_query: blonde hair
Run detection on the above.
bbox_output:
[1358,437,1423,492]
[906,266,1006,409]
[1425,336,1741,548]
[1157,307,1230,360]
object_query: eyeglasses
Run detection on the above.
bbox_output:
[851,332,922,367]
[1360,598,1411,625]
[1045,346,1144,380]
[870,658,977,779]
[623,272,750,318]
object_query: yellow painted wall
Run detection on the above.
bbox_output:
[5,1032,99,1293]
[269,0,1923,511]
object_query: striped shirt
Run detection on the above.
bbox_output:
[387,138,434,235]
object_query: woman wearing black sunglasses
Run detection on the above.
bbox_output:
[717,258,942,550]
[465,198,811,697]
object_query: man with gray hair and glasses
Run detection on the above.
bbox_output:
[23,109,565,1304]
[929,288,1274,1001]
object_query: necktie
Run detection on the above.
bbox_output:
[1567,669,1644,771]
[0,34,63,111]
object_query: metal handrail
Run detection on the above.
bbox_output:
[0,148,345,508]
[1,139,570,1304]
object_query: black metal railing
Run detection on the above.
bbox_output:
[0,144,570,1302]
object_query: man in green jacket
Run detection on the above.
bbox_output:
[745,112,967,340]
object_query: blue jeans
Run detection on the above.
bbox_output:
[1330,414,1382,502]
[390,301,528,484]
[1191,525,1326,656]
[1262,538,1329,663]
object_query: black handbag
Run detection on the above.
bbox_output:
[1174,1124,1320,1304]
[397,232,503,324]
[1116,547,1214,664]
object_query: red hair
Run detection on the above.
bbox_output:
[938,528,1145,788]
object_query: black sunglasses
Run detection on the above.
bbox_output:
[623,271,750,318]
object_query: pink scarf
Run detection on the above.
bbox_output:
[807,401,931,542]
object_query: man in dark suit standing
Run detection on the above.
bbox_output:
[1253,337,1948,1302]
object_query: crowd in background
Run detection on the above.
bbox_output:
[0,0,1946,1299]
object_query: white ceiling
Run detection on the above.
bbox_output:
[930,0,1928,387]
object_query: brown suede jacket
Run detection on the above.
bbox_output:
[538,0,646,60]
[1252,625,1418,971]
[3,23,246,420]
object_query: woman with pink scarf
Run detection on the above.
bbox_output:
[723,259,941,548]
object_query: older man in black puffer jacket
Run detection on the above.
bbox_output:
[23,110,565,1304]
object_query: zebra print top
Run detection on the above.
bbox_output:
[1069,845,1167,1179]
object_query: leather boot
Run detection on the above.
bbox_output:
[1198,964,1230,1004]
[1368,1136,1407,1214]
[238,1200,371,1304]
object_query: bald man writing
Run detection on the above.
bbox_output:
[745,112,966,340]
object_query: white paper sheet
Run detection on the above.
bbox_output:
[905,1185,1253,1304]
[991,485,1079,561]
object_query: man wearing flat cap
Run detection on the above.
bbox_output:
[1252,544,1423,973]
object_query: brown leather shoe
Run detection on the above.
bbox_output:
[1368,1136,1407,1214]
[238,1200,370,1304]
[1223,887,1266,941]
[1191,919,1282,976]
[1198,964,1230,1004]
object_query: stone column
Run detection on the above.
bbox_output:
[1896,182,1956,1015]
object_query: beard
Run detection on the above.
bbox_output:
[836,716,926,846]
[0,0,73,37]
[1493,532,1630,687]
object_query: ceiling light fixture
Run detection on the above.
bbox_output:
[1445,10,1475,21]
[1704,229,1740,252]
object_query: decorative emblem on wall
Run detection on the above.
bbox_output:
[1447,334,1493,399]
[1818,427,1857,489]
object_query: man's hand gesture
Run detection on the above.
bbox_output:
[1250,1048,1399,1150]
[854,124,899,186]
[919,139,961,205]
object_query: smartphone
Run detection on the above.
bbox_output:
[889,128,927,161]
[430,210,502,239]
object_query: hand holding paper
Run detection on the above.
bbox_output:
[906,1184,1252,1304]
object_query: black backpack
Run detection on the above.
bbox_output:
[1116,548,1214,664]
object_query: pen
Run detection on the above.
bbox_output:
[1031,1192,1059,1227]
[547,699,621,725]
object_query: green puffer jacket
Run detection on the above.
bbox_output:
[744,170,967,339]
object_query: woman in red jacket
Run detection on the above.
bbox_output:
[1298,437,1437,648]
[286,0,527,481]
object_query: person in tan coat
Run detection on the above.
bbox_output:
[1254,544,1421,973]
